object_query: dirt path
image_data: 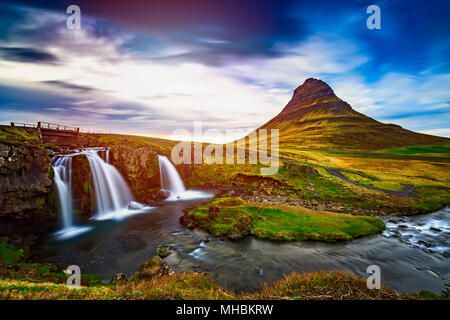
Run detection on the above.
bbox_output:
[324,167,418,198]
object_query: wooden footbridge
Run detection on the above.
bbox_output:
[10,121,83,147]
[11,121,80,134]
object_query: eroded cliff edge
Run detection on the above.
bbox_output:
[0,126,55,234]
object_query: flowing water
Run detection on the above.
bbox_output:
[39,201,450,294]
[158,155,212,201]
[83,148,146,220]
[46,150,449,294]
[52,156,92,240]
[51,148,150,239]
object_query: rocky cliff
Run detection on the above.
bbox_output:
[0,126,55,234]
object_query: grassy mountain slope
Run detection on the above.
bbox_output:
[257,78,449,151]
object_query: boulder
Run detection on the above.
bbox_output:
[156,245,175,258]
[127,201,144,210]
[110,272,127,285]
[179,214,199,229]
[154,189,170,201]
[228,214,254,240]
[134,256,173,280]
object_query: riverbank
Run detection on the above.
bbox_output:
[0,240,429,300]
[181,197,385,241]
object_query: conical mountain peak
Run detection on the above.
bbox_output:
[286,78,336,108]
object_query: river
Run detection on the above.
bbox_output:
[38,202,450,294]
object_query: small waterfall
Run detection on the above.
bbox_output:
[83,149,136,219]
[157,155,212,201]
[158,155,186,194]
[52,156,91,240]
[52,147,149,239]
[52,157,73,229]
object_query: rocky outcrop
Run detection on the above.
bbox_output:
[0,138,55,226]
[134,255,173,280]
[107,146,194,203]
[71,154,92,220]
[108,146,160,202]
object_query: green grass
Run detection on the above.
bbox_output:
[182,197,385,241]
[0,270,417,300]
[0,125,40,145]
[383,145,450,155]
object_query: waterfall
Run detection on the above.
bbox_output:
[82,149,140,220]
[53,157,73,229]
[157,155,212,201]
[158,155,186,194]
[52,148,149,239]
[52,156,91,240]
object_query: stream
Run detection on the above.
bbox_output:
[38,201,450,294]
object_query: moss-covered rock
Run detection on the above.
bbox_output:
[134,256,173,280]
[181,197,385,242]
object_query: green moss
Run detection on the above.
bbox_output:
[0,242,25,265]
[183,197,385,241]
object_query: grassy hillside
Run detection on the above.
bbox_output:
[255,78,449,151]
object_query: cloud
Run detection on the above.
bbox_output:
[0,1,449,141]
[42,80,96,93]
[0,46,58,63]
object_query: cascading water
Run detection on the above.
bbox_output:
[53,157,73,229]
[52,148,149,239]
[52,156,91,240]
[158,155,186,194]
[157,155,212,201]
[82,148,146,220]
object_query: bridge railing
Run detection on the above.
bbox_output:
[38,122,79,133]
[10,122,37,128]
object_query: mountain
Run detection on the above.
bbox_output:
[257,78,449,151]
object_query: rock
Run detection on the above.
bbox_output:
[255,267,264,277]
[228,214,253,240]
[388,218,398,223]
[127,201,144,210]
[397,224,408,229]
[207,205,219,220]
[430,227,441,232]
[145,199,161,207]
[154,189,170,201]
[62,268,73,276]
[111,272,127,285]
[417,240,432,248]
[134,256,173,280]
[156,245,175,258]
[180,214,199,229]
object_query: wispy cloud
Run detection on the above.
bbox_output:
[0,1,449,140]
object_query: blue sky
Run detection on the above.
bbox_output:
[0,0,449,142]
